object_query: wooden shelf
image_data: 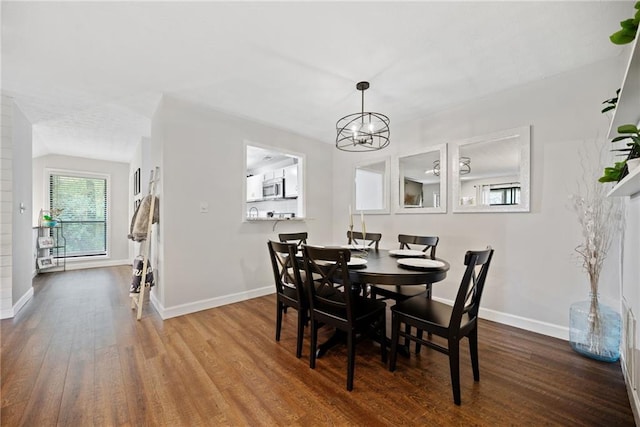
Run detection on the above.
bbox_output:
[608,166,640,197]
[608,36,640,138]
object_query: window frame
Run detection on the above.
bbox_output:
[45,168,111,260]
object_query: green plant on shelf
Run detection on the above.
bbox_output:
[609,2,640,45]
[599,124,640,183]
[601,88,620,114]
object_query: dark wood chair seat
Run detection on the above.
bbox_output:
[369,284,427,300]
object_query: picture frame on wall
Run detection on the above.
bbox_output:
[134,168,141,196]
[37,256,54,269]
[38,236,55,249]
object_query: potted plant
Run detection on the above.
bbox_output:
[40,208,64,227]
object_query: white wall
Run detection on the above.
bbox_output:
[32,154,130,269]
[11,102,33,308]
[0,95,14,318]
[149,95,333,317]
[332,55,628,339]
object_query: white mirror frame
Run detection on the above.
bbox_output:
[353,157,390,214]
[451,126,530,213]
[395,144,447,214]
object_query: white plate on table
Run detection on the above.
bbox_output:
[397,258,445,269]
[341,244,370,251]
[324,257,368,266]
[388,249,425,257]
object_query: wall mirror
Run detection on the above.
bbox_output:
[451,126,530,213]
[396,144,447,214]
[353,157,390,214]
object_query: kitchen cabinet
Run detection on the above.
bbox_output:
[263,168,286,181]
[246,174,263,201]
[284,164,298,197]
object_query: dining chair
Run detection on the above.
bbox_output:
[302,245,387,391]
[389,247,494,405]
[267,240,308,358]
[278,232,308,249]
[347,230,382,250]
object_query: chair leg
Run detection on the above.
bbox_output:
[469,327,480,381]
[415,284,433,354]
[389,312,400,371]
[415,329,423,354]
[380,312,387,363]
[276,301,283,341]
[403,323,411,349]
[296,309,305,358]
[310,319,318,369]
[347,330,355,391]
[448,339,461,405]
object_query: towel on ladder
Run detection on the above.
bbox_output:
[128,195,160,242]
[130,256,155,294]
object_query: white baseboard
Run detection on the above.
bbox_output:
[153,285,274,320]
[13,287,33,316]
[432,296,569,341]
[150,290,569,341]
[0,286,33,319]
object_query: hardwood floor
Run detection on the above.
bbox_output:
[1,266,634,426]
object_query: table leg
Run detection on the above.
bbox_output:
[317,330,347,358]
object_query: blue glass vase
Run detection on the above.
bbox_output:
[569,294,621,362]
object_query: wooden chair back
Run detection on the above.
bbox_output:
[278,232,308,249]
[302,245,356,323]
[450,247,494,336]
[347,231,382,250]
[268,240,305,305]
[398,234,439,259]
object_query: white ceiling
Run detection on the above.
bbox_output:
[1,1,632,163]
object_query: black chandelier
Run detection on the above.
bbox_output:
[336,81,390,152]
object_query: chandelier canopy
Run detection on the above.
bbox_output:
[336,81,390,152]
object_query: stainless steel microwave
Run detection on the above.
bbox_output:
[262,178,284,199]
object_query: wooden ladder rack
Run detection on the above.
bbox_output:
[131,166,160,320]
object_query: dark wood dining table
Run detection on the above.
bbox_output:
[314,248,450,357]
[345,248,449,287]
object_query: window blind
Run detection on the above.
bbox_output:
[49,174,107,257]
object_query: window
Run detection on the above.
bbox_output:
[49,172,108,257]
[489,185,520,206]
